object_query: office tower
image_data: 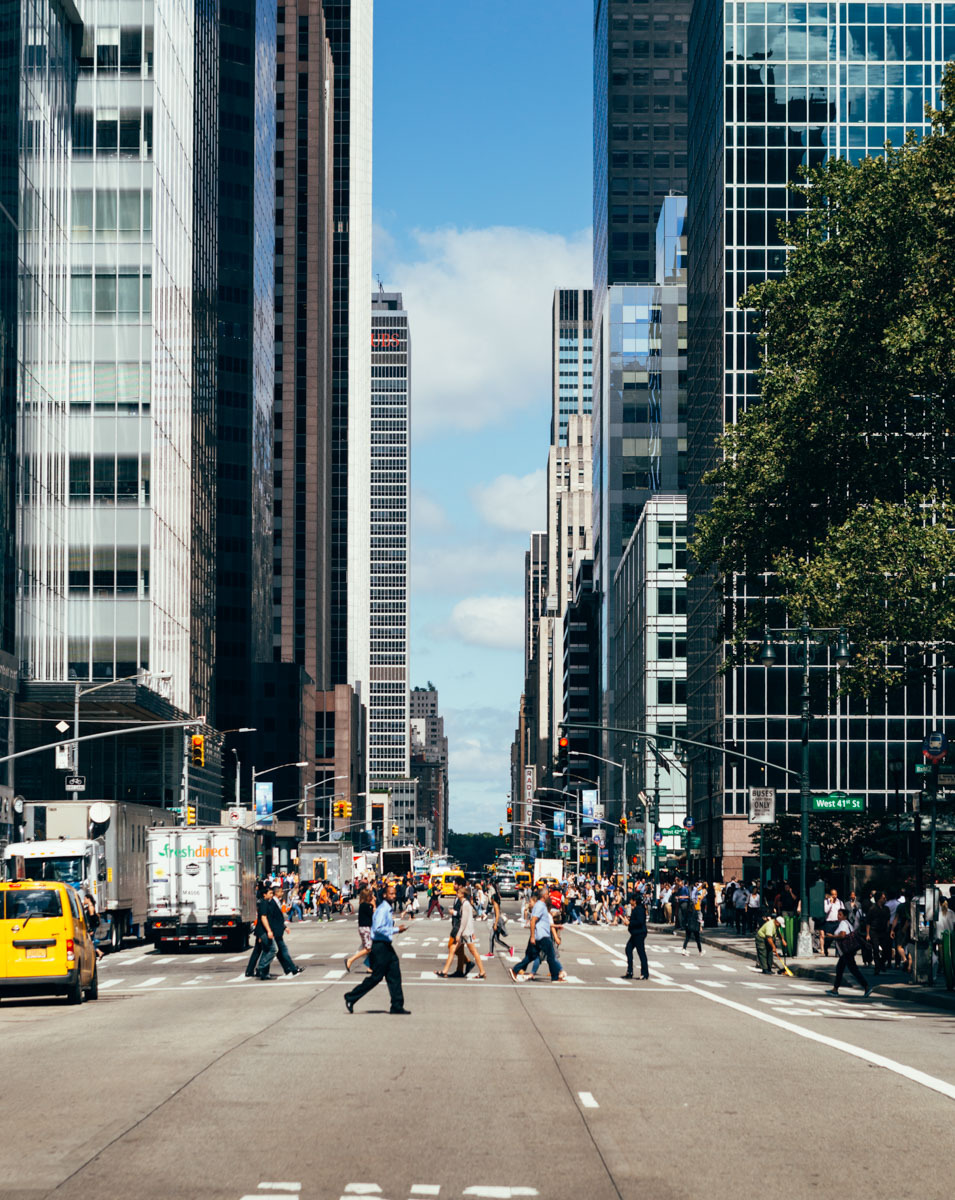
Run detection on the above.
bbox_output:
[409,683,449,851]
[593,0,691,310]
[215,0,276,797]
[686,2,955,877]
[591,195,688,803]
[13,0,225,816]
[273,0,332,686]
[324,2,373,692]
[524,533,548,674]
[550,288,594,448]
[368,289,410,781]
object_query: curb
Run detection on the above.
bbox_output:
[673,927,955,1015]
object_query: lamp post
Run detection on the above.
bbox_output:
[888,757,904,866]
[303,774,347,838]
[759,617,851,957]
[251,761,308,873]
[219,728,256,806]
[571,749,631,891]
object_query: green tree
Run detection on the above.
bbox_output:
[691,64,955,689]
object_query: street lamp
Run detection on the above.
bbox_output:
[220,728,257,806]
[303,774,347,837]
[760,616,852,957]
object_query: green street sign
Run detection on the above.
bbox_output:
[654,848,668,858]
[659,824,684,835]
[915,764,932,775]
[812,793,865,813]
[688,835,702,849]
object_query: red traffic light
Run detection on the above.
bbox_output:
[558,735,569,749]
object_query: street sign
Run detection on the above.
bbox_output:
[915,764,932,775]
[659,824,684,835]
[812,792,865,813]
[939,771,955,788]
[749,786,776,824]
[653,831,663,845]
[654,847,667,858]
[923,731,948,764]
[688,835,702,849]
[65,775,86,792]
[229,809,241,828]
[55,720,70,734]
[683,816,695,830]
[559,841,570,853]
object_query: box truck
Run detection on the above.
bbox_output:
[298,841,355,890]
[533,858,564,886]
[379,847,413,880]
[146,826,257,951]
[3,800,172,950]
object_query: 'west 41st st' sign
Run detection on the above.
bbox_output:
[811,792,865,813]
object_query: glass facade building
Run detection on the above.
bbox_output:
[368,290,409,781]
[686,0,955,875]
[593,0,691,312]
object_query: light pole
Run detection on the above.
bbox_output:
[572,750,630,890]
[219,728,256,806]
[759,617,851,957]
[303,774,347,838]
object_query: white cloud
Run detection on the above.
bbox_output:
[411,542,522,597]
[384,225,592,434]
[471,469,546,533]
[444,706,514,784]
[443,596,524,651]
[410,490,451,534]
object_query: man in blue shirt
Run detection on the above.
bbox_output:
[509,889,563,982]
[344,881,411,1015]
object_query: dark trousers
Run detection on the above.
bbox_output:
[257,933,296,976]
[534,936,561,980]
[834,949,868,992]
[490,920,511,954]
[734,906,746,934]
[625,931,648,978]
[246,936,267,976]
[513,941,541,974]
[683,925,702,952]
[344,940,404,1011]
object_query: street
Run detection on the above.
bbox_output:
[2,908,953,1200]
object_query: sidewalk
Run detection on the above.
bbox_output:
[663,923,955,1014]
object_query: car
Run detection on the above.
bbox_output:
[514,870,532,892]
[434,870,466,897]
[496,872,518,898]
[0,879,98,1004]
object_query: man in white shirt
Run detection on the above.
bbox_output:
[746,884,761,933]
[823,889,842,956]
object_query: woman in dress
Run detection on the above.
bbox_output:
[345,886,375,973]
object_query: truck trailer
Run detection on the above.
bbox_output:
[298,841,356,890]
[3,800,172,950]
[379,847,413,880]
[146,826,257,951]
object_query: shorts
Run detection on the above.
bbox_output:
[460,933,475,945]
[358,927,372,950]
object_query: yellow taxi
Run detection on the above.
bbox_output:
[514,870,532,892]
[434,869,466,897]
[0,880,98,1004]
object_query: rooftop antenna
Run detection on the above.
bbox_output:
[376,273,384,297]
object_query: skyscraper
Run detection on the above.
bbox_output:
[686,2,955,876]
[593,0,691,310]
[368,289,410,781]
[13,0,232,816]
[216,0,277,801]
[323,2,373,694]
[409,683,449,851]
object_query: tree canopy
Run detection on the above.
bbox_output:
[691,64,955,689]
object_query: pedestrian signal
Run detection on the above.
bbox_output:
[190,734,205,767]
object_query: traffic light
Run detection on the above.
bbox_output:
[631,855,638,865]
[305,817,312,833]
[333,800,344,819]
[190,734,205,767]
[619,815,628,833]
[499,826,504,837]
[186,805,196,826]
[344,801,353,819]
[392,824,398,837]
[557,732,569,774]
[506,805,513,822]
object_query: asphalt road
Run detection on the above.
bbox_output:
[2,907,954,1200]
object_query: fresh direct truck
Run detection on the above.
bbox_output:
[146,826,256,951]
[533,858,564,886]
[3,800,171,950]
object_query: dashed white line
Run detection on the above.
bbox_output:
[258,1186,302,1194]
[714,964,737,973]
[224,953,248,963]
[578,1091,599,1109]
[410,1188,441,1197]
[98,978,124,989]
[701,980,726,988]
[133,976,165,988]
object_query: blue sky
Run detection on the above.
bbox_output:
[373,1,592,833]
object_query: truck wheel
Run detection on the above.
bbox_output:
[86,963,99,1001]
[66,972,84,1005]
[109,919,122,952]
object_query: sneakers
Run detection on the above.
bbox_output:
[509,946,514,957]
[508,968,519,982]
[825,988,839,996]
[287,966,305,976]
[680,948,688,956]
[390,1007,412,1015]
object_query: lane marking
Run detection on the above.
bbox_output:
[297,953,315,960]
[404,953,417,958]
[182,976,209,987]
[715,964,736,973]
[607,977,629,985]
[463,1190,539,1198]
[410,1187,440,1196]
[679,962,699,971]
[576,958,594,965]
[682,983,955,1103]
[741,982,772,990]
[578,1091,599,1108]
[98,978,124,989]
[323,969,346,980]
[229,973,249,983]
[701,980,726,988]
[134,976,165,988]
[224,953,248,963]
[343,1186,382,1195]
[568,926,675,985]
[258,1186,302,1193]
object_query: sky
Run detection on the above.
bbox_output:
[372,1,593,833]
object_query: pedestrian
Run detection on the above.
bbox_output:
[247,883,305,979]
[488,886,512,957]
[826,907,873,997]
[456,887,487,979]
[426,876,444,919]
[509,888,565,982]
[622,890,649,980]
[865,891,891,974]
[345,885,375,973]
[343,881,411,1015]
[681,889,704,955]
[82,891,105,961]
[822,887,842,956]
[755,913,786,974]
[746,883,762,933]
[733,883,748,934]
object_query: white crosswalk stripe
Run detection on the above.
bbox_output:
[715,964,737,972]
[98,978,124,989]
[680,961,699,971]
[740,981,772,990]
[576,958,593,965]
[701,980,726,989]
[134,976,165,988]
[323,969,346,980]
